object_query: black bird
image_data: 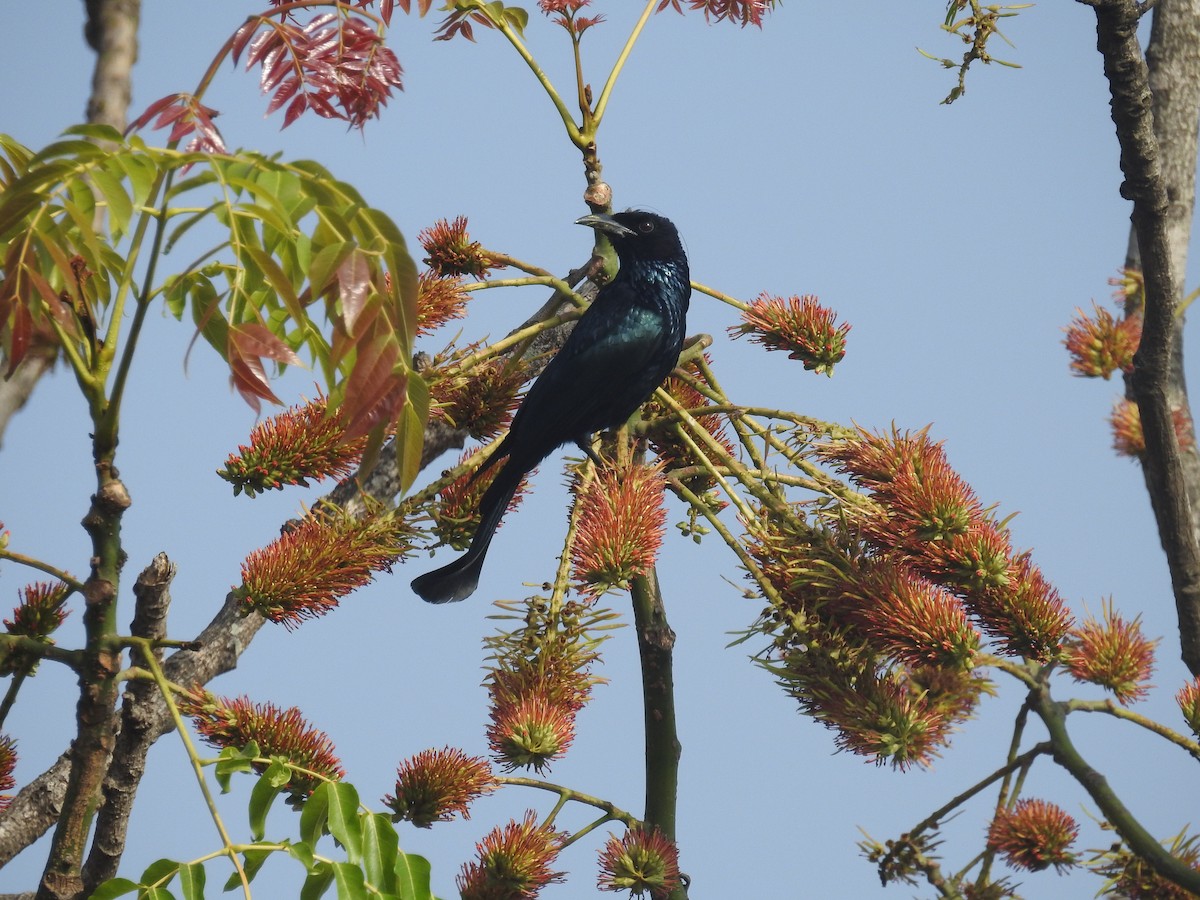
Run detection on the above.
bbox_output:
[411,210,691,603]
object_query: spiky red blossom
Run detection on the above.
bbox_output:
[821,428,1071,661]
[1090,830,1200,900]
[2,582,71,676]
[419,216,500,279]
[1109,266,1145,306]
[416,270,471,336]
[845,564,980,671]
[729,293,849,374]
[597,826,681,899]
[645,358,738,492]
[1063,302,1141,379]
[238,505,416,626]
[987,799,1079,873]
[1109,398,1195,459]
[1177,677,1200,737]
[431,449,530,550]
[487,691,577,772]
[5,582,70,640]
[219,395,369,497]
[383,747,499,828]
[571,463,667,595]
[429,358,527,441]
[1065,602,1156,704]
[0,734,16,812]
[180,688,344,801]
[457,811,566,900]
[656,0,777,28]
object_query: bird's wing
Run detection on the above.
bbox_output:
[502,298,673,465]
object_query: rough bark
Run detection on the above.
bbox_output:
[1085,0,1200,674]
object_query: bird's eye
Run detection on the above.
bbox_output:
[638,220,655,234]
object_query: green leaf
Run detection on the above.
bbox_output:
[308,241,356,299]
[394,853,433,900]
[63,122,126,144]
[244,244,304,323]
[301,862,335,900]
[140,888,178,900]
[326,782,363,864]
[91,165,133,239]
[286,838,317,871]
[178,862,206,900]
[361,813,399,894]
[331,862,368,900]
[300,781,332,846]
[140,858,180,887]
[214,745,255,793]
[222,847,273,891]
[89,878,140,900]
[249,763,287,840]
[393,373,430,496]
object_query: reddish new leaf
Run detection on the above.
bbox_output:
[341,327,406,439]
[337,250,372,335]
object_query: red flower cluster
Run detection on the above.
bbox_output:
[219,394,370,496]
[1176,677,1200,737]
[383,746,498,828]
[729,293,850,375]
[2,582,71,676]
[986,798,1079,872]
[1063,302,1141,379]
[571,462,667,595]
[645,357,738,492]
[457,811,566,900]
[1109,398,1195,459]
[238,505,416,626]
[821,427,1072,661]
[418,216,501,279]
[0,734,16,812]
[181,688,344,802]
[1065,602,1156,704]
[428,358,527,441]
[597,826,681,899]
[415,270,471,336]
[430,449,530,551]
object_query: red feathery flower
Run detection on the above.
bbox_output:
[1109,266,1145,307]
[645,357,738,492]
[2,582,72,676]
[383,747,499,828]
[597,826,681,899]
[0,734,16,812]
[987,799,1079,873]
[487,691,577,772]
[729,293,849,374]
[429,358,527,441]
[1065,602,1156,704]
[416,270,471,336]
[1109,398,1195,459]
[431,449,529,550]
[571,463,667,595]
[219,394,370,496]
[1177,678,1200,737]
[418,216,500,279]
[846,564,980,671]
[967,554,1072,663]
[1063,302,1141,379]
[239,505,416,626]
[181,688,344,801]
[457,811,566,900]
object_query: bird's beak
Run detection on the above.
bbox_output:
[575,213,635,238]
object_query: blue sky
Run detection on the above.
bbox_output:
[2,3,1197,898]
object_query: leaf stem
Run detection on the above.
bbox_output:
[591,0,659,135]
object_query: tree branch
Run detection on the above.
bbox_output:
[1086,0,1200,674]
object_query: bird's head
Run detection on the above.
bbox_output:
[575,210,684,263]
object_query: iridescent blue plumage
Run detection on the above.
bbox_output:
[411,210,691,604]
